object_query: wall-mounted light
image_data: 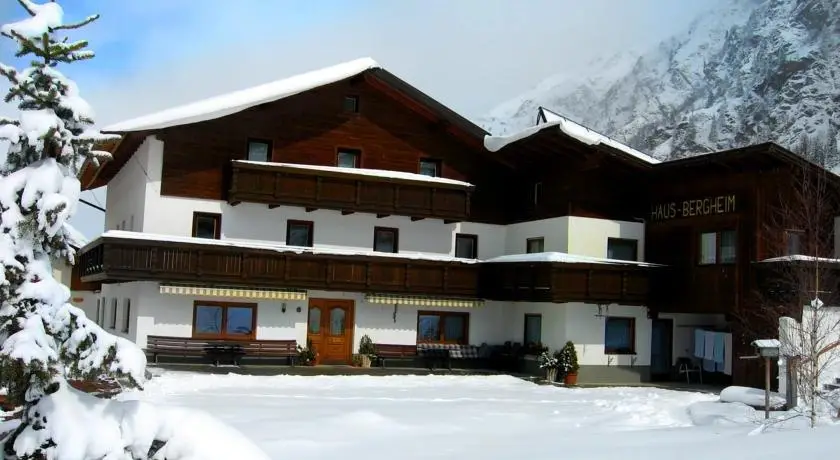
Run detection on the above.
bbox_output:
[296,306,302,313]
[281,302,286,313]
[393,304,398,323]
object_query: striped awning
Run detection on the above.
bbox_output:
[159,284,307,300]
[365,293,483,308]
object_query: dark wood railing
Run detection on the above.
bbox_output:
[480,262,653,306]
[78,236,479,297]
[227,160,472,222]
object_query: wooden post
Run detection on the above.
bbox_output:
[764,356,771,419]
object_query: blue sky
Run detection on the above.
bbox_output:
[0,0,721,239]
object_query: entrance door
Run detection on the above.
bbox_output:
[650,318,673,381]
[307,298,354,365]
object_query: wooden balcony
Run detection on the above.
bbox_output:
[649,265,738,314]
[479,261,653,306]
[227,160,473,222]
[78,234,479,297]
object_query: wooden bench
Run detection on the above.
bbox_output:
[234,340,298,365]
[145,335,297,365]
[373,344,417,368]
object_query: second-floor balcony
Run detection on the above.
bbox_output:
[227,160,473,222]
[77,231,480,298]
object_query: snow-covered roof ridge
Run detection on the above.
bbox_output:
[63,222,89,249]
[483,251,662,267]
[484,107,661,165]
[236,160,474,187]
[104,58,380,132]
[92,230,479,264]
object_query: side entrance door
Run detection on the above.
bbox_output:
[307,298,354,365]
[650,318,674,381]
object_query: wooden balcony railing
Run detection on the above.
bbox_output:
[227,160,472,222]
[78,235,480,298]
[480,262,653,306]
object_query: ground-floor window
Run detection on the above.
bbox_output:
[417,311,469,344]
[192,301,257,340]
[604,317,635,354]
[523,314,542,346]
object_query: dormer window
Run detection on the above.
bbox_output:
[343,95,359,113]
[247,139,271,162]
[337,148,360,168]
[419,159,441,177]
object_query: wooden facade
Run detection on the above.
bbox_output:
[78,237,480,298]
[480,262,653,306]
[228,160,472,221]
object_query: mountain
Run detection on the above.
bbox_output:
[479,0,840,165]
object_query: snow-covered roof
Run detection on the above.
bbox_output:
[64,222,89,249]
[92,231,479,264]
[236,160,474,188]
[104,58,380,132]
[484,107,660,165]
[751,339,780,349]
[482,252,661,267]
[759,255,840,264]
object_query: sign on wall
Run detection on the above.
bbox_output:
[650,195,736,221]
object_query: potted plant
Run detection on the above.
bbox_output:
[558,341,580,385]
[537,350,559,383]
[296,339,317,366]
[357,334,376,368]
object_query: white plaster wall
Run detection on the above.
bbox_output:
[505,217,570,254]
[565,304,652,366]
[567,216,646,261]
[505,302,652,366]
[657,313,727,365]
[69,291,98,320]
[455,222,506,259]
[105,136,155,232]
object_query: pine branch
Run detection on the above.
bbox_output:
[15,0,37,17]
[52,14,100,32]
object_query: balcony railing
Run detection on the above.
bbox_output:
[78,234,480,298]
[480,261,653,306]
[227,160,472,222]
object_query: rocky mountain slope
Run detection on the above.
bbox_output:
[479,0,840,164]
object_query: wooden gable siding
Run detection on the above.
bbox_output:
[646,167,766,315]
[491,130,651,223]
[156,78,512,223]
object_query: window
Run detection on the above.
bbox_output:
[699,230,737,265]
[192,301,256,339]
[699,232,717,265]
[786,230,804,255]
[192,212,221,239]
[129,215,134,231]
[246,139,271,162]
[524,314,542,346]
[455,234,478,259]
[533,182,543,205]
[607,238,638,261]
[109,298,117,330]
[373,227,399,253]
[286,220,313,247]
[122,299,131,333]
[336,148,360,168]
[98,298,106,325]
[720,230,736,263]
[419,159,441,177]
[604,317,635,354]
[417,311,469,344]
[343,95,359,113]
[526,237,544,254]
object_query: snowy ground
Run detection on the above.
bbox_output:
[114,370,839,460]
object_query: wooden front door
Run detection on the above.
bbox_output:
[307,298,354,365]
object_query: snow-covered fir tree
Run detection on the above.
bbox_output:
[0,1,147,457]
